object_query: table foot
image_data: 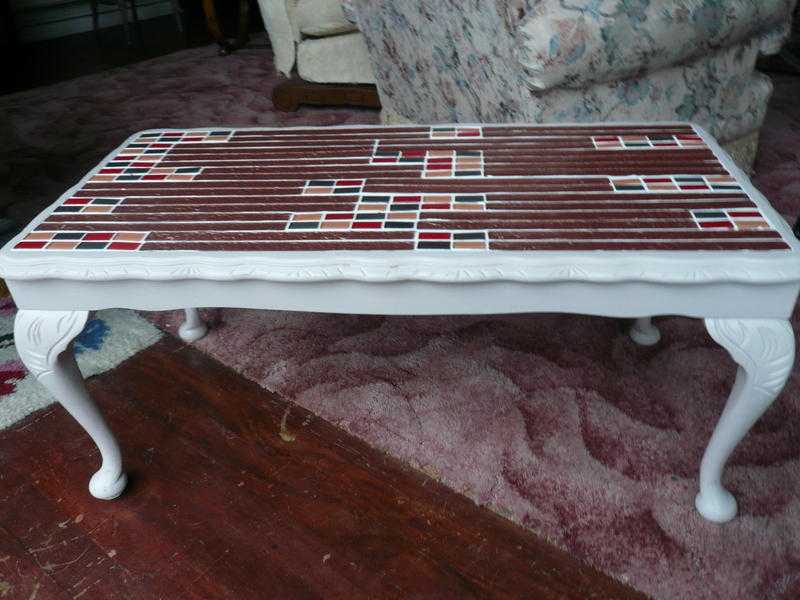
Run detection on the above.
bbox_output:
[14,310,127,500]
[695,484,737,523]
[179,308,208,343]
[699,318,794,522]
[629,317,661,346]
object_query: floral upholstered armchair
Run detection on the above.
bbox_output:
[349,0,798,169]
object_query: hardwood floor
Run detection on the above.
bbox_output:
[0,336,644,599]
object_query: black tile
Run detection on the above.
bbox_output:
[54,232,85,240]
[454,232,486,240]
[76,242,108,250]
[385,222,415,229]
[391,204,419,211]
[417,241,451,250]
[308,180,335,186]
[335,187,361,194]
[287,222,318,230]
[693,211,727,219]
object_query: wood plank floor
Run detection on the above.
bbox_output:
[0,336,645,599]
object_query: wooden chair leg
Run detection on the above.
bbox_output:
[170,0,184,33]
[128,0,144,47]
[117,0,131,45]
[90,0,100,42]
[272,77,382,112]
[202,0,251,55]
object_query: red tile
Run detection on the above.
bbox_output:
[394,196,421,202]
[99,168,124,174]
[64,198,91,205]
[338,180,362,186]
[727,211,760,217]
[15,241,46,249]
[419,232,450,240]
[326,213,354,220]
[143,175,167,180]
[151,143,171,148]
[84,233,114,241]
[107,242,140,251]
[402,150,425,158]
[352,222,381,229]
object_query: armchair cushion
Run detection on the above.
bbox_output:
[295,0,358,36]
[518,0,796,91]
[257,0,300,76]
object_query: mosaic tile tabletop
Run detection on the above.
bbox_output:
[10,124,795,253]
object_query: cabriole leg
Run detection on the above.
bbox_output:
[178,307,208,343]
[698,318,795,522]
[629,317,661,346]
[14,310,127,499]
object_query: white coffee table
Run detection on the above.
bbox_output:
[1,123,797,523]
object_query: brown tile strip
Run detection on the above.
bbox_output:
[141,241,415,251]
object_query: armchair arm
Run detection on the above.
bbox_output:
[340,0,357,23]
[351,0,530,122]
[518,0,798,91]
[257,0,301,77]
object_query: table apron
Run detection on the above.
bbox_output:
[7,278,799,319]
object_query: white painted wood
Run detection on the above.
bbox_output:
[6,279,800,319]
[629,317,661,346]
[178,308,208,342]
[13,310,127,500]
[697,319,795,522]
[1,122,798,521]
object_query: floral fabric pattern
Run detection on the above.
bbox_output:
[352,0,797,143]
[517,0,796,90]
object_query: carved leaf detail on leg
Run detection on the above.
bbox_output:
[706,319,794,396]
[14,311,89,378]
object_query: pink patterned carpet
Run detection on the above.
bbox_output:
[2,41,800,600]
